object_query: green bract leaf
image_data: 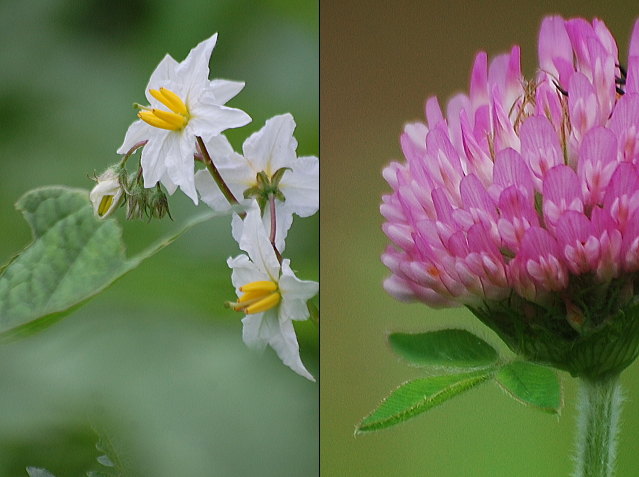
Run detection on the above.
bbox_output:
[496,361,563,413]
[356,368,495,434]
[0,187,218,342]
[388,329,499,368]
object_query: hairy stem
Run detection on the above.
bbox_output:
[196,136,245,219]
[573,374,623,477]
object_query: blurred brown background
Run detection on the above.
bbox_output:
[321,0,639,476]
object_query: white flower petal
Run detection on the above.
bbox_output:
[216,151,259,190]
[202,134,235,158]
[278,260,319,321]
[145,55,180,103]
[195,170,232,212]
[176,33,218,103]
[163,131,198,203]
[241,311,315,381]
[239,204,281,280]
[240,311,271,353]
[117,119,152,155]
[140,131,175,187]
[227,254,269,290]
[189,103,252,141]
[231,212,244,249]
[242,113,297,172]
[279,155,319,217]
[160,170,178,196]
[209,79,245,105]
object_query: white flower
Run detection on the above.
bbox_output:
[89,169,124,219]
[227,204,318,381]
[117,33,251,204]
[195,113,319,252]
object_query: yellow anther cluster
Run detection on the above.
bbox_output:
[97,195,114,218]
[227,280,281,314]
[138,87,189,131]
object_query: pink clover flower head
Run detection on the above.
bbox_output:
[381,16,639,377]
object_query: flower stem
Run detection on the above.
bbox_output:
[573,374,623,477]
[120,140,147,166]
[268,194,282,263]
[195,136,246,219]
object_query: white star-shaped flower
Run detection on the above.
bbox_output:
[195,113,319,252]
[227,204,318,381]
[117,33,251,203]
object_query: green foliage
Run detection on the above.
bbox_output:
[356,369,496,434]
[359,329,563,434]
[0,187,217,342]
[496,361,563,413]
[388,329,499,368]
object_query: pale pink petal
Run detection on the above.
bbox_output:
[520,115,563,190]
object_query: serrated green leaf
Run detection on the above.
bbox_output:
[388,329,499,368]
[496,361,562,413]
[0,187,219,342]
[26,468,56,477]
[356,368,495,434]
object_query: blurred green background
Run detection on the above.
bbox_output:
[0,0,317,476]
[322,1,639,476]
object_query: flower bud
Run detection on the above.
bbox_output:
[89,168,125,219]
[148,184,172,221]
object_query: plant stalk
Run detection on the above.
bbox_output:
[573,374,623,477]
[196,136,246,219]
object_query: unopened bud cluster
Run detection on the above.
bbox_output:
[89,164,172,222]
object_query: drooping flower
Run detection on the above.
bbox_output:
[227,203,318,381]
[117,34,251,204]
[381,16,639,377]
[195,114,319,252]
[89,168,125,219]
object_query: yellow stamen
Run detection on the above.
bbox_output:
[227,280,281,314]
[239,281,278,293]
[137,111,178,131]
[237,290,269,304]
[245,292,281,314]
[138,87,189,131]
[98,195,114,217]
[149,87,188,115]
[151,108,187,129]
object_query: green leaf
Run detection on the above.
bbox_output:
[0,186,219,342]
[388,329,499,368]
[356,368,495,434]
[496,361,563,413]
